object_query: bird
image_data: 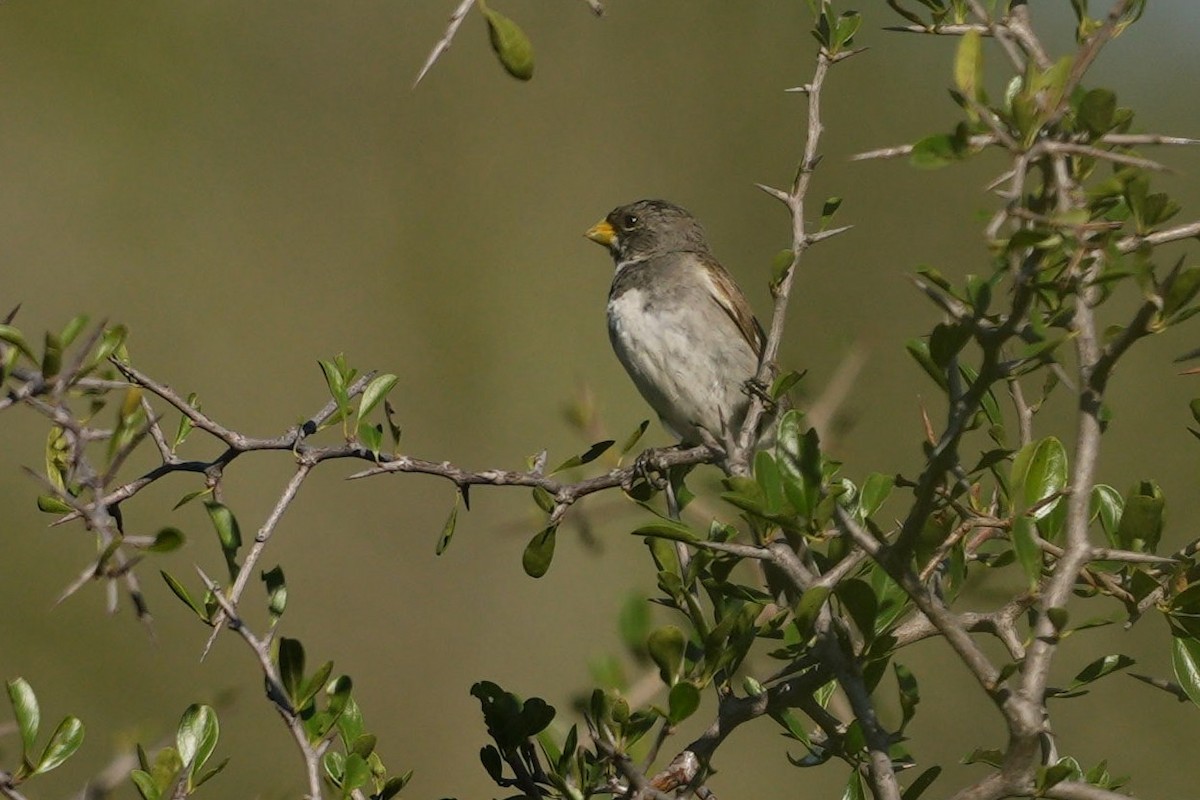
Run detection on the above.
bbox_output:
[585,199,775,449]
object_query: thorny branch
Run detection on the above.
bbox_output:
[2,3,1197,800]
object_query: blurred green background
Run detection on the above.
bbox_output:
[2,2,1199,798]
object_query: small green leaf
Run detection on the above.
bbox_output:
[647,625,686,686]
[631,520,697,542]
[204,502,242,556]
[356,373,398,426]
[37,494,73,513]
[1171,635,1200,707]
[34,715,84,775]
[342,752,371,794]
[7,677,39,756]
[667,682,700,724]
[551,439,615,473]
[161,571,211,622]
[176,704,219,771]
[894,663,920,732]
[1066,653,1134,691]
[172,487,213,510]
[620,420,650,456]
[1011,436,1067,519]
[1011,515,1042,589]
[901,766,942,800]
[41,331,63,378]
[1115,480,1164,552]
[436,497,460,555]
[356,420,382,457]
[1090,484,1123,547]
[148,527,185,553]
[262,565,287,621]
[794,585,831,639]
[522,525,557,578]
[0,324,37,360]
[953,29,983,101]
[859,472,894,518]
[909,134,963,169]
[481,3,534,80]
[91,324,128,367]
[278,637,306,705]
[130,769,160,800]
[59,314,89,348]
[1077,88,1116,136]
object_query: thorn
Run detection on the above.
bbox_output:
[754,183,790,204]
[807,224,854,244]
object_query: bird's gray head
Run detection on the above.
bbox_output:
[585,199,711,263]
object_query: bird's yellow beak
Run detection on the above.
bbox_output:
[585,219,616,247]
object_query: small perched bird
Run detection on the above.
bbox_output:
[586,199,774,447]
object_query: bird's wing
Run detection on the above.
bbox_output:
[700,257,766,357]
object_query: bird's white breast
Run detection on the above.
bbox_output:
[607,285,751,442]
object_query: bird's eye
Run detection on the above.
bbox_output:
[620,213,638,229]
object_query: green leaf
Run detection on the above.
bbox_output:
[161,571,211,622]
[0,324,37,360]
[7,677,39,756]
[522,525,557,578]
[357,420,383,457]
[1066,653,1134,691]
[631,520,697,542]
[36,494,73,513]
[520,697,556,736]
[551,439,615,473]
[667,682,700,724]
[59,314,89,347]
[342,752,370,795]
[1011,436,1067,519]
[1038,759,1080,792]
[794,585,831,639]
[176,704,219,771]
[620,420,650,456]
[204,502,242,557]
[262,566,287,621]
[1011,515,1042,589]
[841,769,867,800]
[1091,484,1123,547]
[905,338,948,389]
[278,637,305,706]
[130,769,160,800]
[647,625,686,686]
[859,472,894,518]
[436,497,459,555]
[770,249,794,289]
[894,663,920,731]
[91,324,128,367]
[172,487,213,510]
[318,358,349,427]
[953,29,983,101]
[1077,88,1116,136]
[41,331,62,378]
[481,3,534,80]
[902,766,942,800]
[909,134,964,169]
[356,373,398,426]
[962,748,1004,767]
[33,715,84,775]
[1115,480,1164,552]
[1171,635,1200,707]
[148,527,185,553]
[819,197,843,230]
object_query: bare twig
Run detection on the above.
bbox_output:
[413,0,475,88]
